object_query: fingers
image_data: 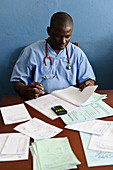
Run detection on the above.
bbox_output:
[33,82,44,91]
[27,82,45,99]
[79,80,94,91]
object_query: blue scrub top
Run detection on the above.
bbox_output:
[10,39,96,93]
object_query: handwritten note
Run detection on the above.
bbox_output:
[89,125,113,152]
[0,103,31,125]
[65,119,113,135]
[80,131,113,167]
[14,117,63,139]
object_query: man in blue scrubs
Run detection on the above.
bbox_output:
[10,12,95,99]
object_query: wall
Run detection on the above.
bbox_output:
[0,0,113,99]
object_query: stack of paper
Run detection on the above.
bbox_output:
[30,137,81,170]
[77,120,113,167]
[0,133,30,161]
[80,126,113,167]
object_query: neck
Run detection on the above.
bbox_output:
[47,38,61,54]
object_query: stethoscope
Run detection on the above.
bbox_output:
[42,38,72,79]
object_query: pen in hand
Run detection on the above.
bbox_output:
[28,80,45,93]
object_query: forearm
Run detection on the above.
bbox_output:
[14,81,27,97]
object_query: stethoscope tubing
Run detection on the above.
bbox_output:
[42,38,71,79]
[44,38,70,67]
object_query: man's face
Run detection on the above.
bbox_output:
[48,25,73,51]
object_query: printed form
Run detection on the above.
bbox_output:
[0,133,30,161]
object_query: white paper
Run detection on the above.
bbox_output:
[14,117,63,139]
[0,103,31,125]
[25,94,76,120]
[89,126,113,152]
[65,120,113,135]
[25,86,97,120]
[52,85,98,106]
[0,133,30,161]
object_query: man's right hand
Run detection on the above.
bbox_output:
[14,81,45,99]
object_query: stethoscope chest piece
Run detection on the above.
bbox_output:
[66,65,72,70]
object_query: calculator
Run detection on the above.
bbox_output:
[51,105,67,115]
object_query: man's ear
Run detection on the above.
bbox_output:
[47,26,51,36]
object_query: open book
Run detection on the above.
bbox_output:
[25,85,98,120]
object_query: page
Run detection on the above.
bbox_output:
[0,133,30,161]
[61,100,113,124]
[25,94,76,120]
[80,132,113,167]
[82,92,107,106]
[51,85,98,106]
[30,145,41,170]
[0,103,31,125]
[65,120,113,135]
[14,117,63,139]
[89,125,113,152]
[34,137,81,169]
[1,134,29,155]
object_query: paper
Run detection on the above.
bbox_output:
[30,145,40,170]
[61,100,113,124]
[25,86,97,120]
[14,117,63,139]
[25,94,76,120]
[0,103,31,124]
[83,92,107,106]
[65,119,112,135]
[52,85,98,106]
[80,131,113,167]
[30,137,81,170]
[89,125,113,152]
[0,133,30,161]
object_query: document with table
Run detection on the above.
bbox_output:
[0,133,30,161]
[61,100,113,124]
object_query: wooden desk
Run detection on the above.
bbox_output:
[0,90,113,170]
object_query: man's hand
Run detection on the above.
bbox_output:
[14,81,45,99]
[79,79,95,91]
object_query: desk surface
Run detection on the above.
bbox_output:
[0,90,113,170]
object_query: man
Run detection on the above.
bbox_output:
[10,12,95,99]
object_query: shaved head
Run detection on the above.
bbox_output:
[50,12,73,30]
[47,12,73,53]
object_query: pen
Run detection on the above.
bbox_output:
[28,80,33,84]
[28,80,44,92]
